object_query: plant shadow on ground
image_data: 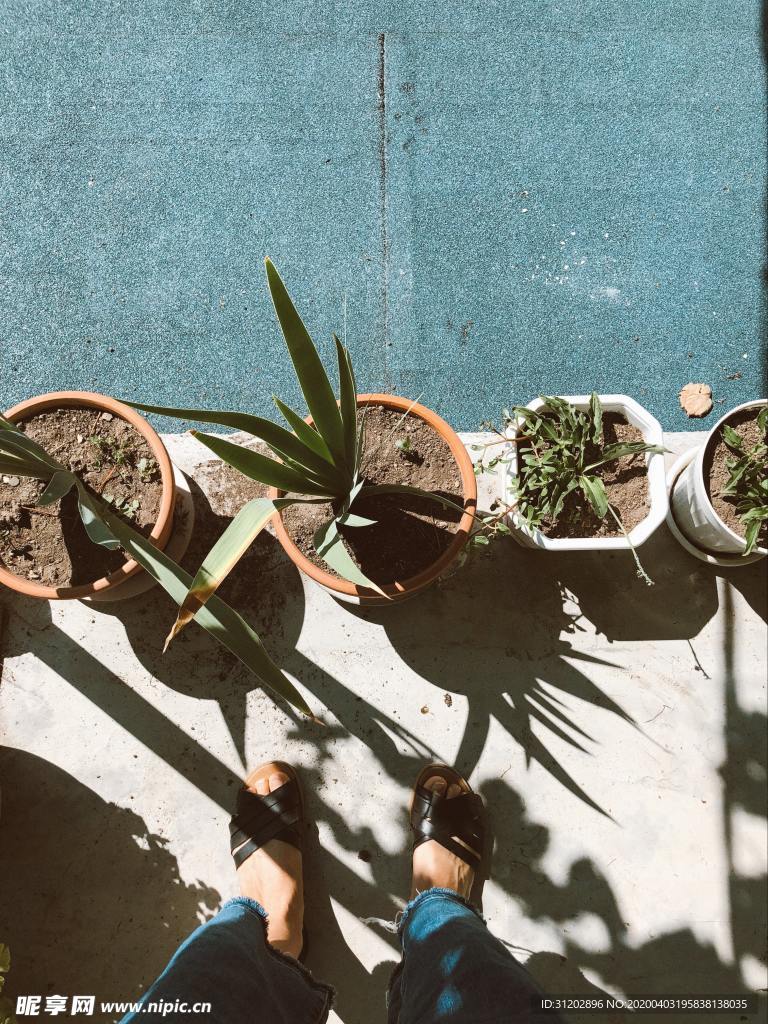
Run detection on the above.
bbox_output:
[0,747,220,1008]
[1,466,766,1022]
[343,525,724,816]
[325,523,766,1021]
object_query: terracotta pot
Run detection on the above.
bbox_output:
[269,394,477,605]
[0,391,176,600]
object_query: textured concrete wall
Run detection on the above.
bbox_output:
[0,1,765,431]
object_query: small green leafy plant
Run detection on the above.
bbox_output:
[508,394,664,582]
[721,405,768,554]
[0,413,313,716]
[128,259,469,643]
[0,944,17,1024]
[137,456,159,482]
[88,434,131,471]
[102,493,140,520]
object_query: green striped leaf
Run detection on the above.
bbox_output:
[360,483,470,520]
[0,431,60,470]
[164,496,298,646]
[0,456,50,478]
[579,474,609,518]
[75,484,313,716]
[337,512,377,528]
[76,484,121,549]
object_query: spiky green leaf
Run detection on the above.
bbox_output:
[264,258,347,468]
[273,397,335,464]
[334,333,359,473]
[744,518,761,555]
[126,400,341,489]
[314,517,387,597]
[191,431,333,496]
[586,442,665,472]
[589,392,602,443]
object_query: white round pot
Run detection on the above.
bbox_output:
[670,399,767,559]
[500,394,667,551]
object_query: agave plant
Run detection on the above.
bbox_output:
[129,258,468,645]
[0,412,313,716]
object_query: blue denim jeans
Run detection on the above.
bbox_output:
[122,889,560,1023]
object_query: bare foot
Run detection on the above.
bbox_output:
[235,770,304,958]
[410,775,477,899]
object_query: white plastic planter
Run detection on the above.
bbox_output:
[670,399,767,560]
[500,394,667,551]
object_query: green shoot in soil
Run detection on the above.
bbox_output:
[721,405,768,554]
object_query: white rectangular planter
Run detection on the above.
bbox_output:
[500,394,668,551]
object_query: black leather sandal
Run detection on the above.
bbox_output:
[230,760,308,960]
[410,763,485,873]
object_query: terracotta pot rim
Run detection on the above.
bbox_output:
[269,393,477,598]
[0,390,176,600]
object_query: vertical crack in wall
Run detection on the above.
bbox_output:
[376,31,391,388]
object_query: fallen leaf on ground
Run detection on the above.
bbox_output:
[679,383,713,417]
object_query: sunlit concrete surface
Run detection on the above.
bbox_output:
[1,432,766,1024]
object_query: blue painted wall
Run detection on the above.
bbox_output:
[1,2,765,431]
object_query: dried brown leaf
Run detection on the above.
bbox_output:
[679,383,713,418]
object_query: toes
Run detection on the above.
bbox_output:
[248,768,290,796]
[269,771,290,793]
[426,776,447,797]
[424,775,464,799]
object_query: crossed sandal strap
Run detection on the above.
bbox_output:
[410,783,484,871]
[229,778,302,870]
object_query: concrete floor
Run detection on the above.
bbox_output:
[0,432,766,1024]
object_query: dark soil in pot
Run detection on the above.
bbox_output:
[531,413,649,539]
[0,407,163,587]
[280,406,463,583]
[704,406,768,547]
